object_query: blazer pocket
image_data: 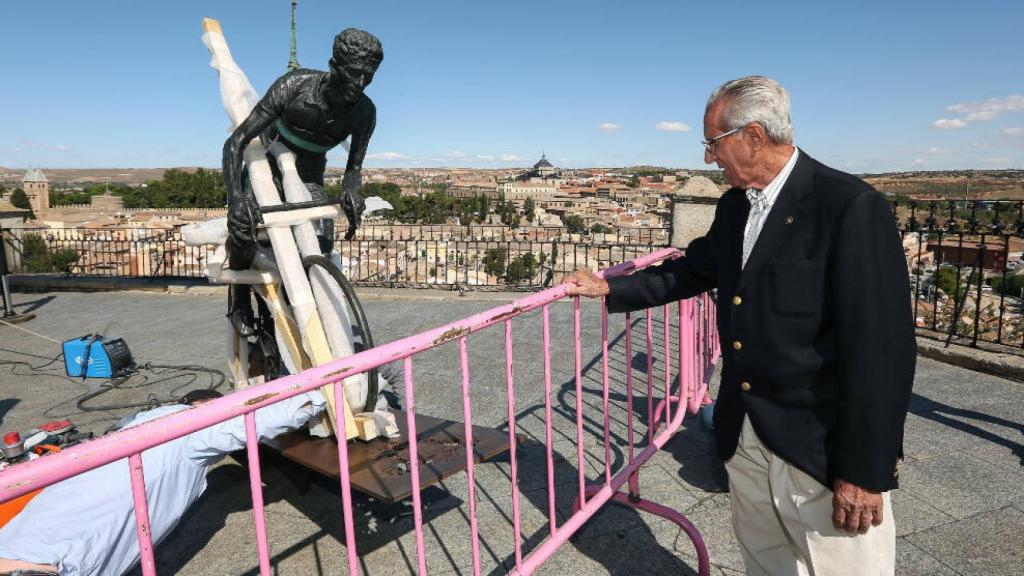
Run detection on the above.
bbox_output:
[771,260,822,317]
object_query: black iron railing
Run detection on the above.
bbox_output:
[0,224,670,290]
[893,199,1024,349]
[5,200,1023,351]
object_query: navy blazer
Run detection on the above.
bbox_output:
[607,151,916,491]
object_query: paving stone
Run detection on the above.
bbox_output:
[907,507,1024,576]
[895,538,959,575]
[898,450,1024,520]
[891,489,955,537]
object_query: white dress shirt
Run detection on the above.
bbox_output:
[742,147,800,269]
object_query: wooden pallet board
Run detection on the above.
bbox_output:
[269,411,511,504]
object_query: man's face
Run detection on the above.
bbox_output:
[703,101,755,189]
[329,57,378,104]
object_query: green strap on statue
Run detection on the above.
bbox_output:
[274,118,333,153]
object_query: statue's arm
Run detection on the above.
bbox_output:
[341,101,377,197]
[221,75,293,202]
[339,101,376,238]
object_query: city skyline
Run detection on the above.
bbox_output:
[2,1,1022,172]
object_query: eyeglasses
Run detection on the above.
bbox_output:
[701,125,743,153]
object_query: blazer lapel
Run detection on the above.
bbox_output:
[737,151,815,291]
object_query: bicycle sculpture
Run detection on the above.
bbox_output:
[184,18,395,440]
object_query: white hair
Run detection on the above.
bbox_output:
[706,76,793,145]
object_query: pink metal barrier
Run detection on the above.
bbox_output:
[0,247,719,575]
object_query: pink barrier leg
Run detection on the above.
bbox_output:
[663,304,672,426]
[576,486,710,576]
[542,305,557,537]
[678,301,689,412]
[625,312,639,499]
[573,296,586,506]
[505,319,523,571]
[244,412,272,576]
[645,309,654,441]
[333,380,360,576]
[128,452,157,576]
[459,337,482,576]
[403,358,428,575]
[601,300,612,487]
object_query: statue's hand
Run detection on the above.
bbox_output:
[227,196,262,247]
[342,189,365,240]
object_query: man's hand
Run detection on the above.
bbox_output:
[562,268,610,298]
[341,189,365,240]
[832,478,884,535]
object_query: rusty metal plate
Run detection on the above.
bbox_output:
[270,411,510,503]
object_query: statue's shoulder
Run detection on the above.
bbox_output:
[269,68,325,91]
[355,93,377,115]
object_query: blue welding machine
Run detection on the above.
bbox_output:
[62,335,136,378]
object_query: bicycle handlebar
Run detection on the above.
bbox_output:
[260,196,342,214]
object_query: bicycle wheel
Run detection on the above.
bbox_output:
[302,254,379,413]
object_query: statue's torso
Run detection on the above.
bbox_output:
[264,69,375,153]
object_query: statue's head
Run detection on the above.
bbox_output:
[329,28,383,104]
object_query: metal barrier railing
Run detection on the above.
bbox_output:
[0,248,718,575]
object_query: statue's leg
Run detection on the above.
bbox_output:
[226,171,260,337]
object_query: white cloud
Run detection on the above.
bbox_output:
[599,122,623,134]
[931,118,967,129]
[1001,127,1024,137]
[366,151,410,161]
[924,146,947,155]
[443,150,470,159]
[500,154,522,162]
[655,121,690,132]
[979,157,1011,165]
[932,94,1024,128]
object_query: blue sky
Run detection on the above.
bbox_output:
[2,0,1022,172]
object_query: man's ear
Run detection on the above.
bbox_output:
[746,123,767,151]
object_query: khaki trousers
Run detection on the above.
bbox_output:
[724,416,895,576]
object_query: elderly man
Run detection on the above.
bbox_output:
[566,76,915,575]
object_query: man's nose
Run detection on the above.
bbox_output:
[704,148,715,165]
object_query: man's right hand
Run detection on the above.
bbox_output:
[562,268,610,298]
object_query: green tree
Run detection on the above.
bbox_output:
[523,198,536,223]
[934,265,979,298]
[484,247,507,278]
[479,195,491,222]
[564,214,586,234]
[22,235,78,274]
[990,273,1024,298]
[590,223,612,234]
[506,252,538,283]
[9,188,35,219]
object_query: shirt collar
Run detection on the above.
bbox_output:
[746,146,800,209]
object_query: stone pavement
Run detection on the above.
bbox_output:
[1,290,1022,575]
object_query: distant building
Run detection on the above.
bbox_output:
[670,175,723,247]
[928,240,1006,272]
[22,168,50,218]
[499,154,565,202]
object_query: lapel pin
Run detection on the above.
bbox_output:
[785,216,795,225]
